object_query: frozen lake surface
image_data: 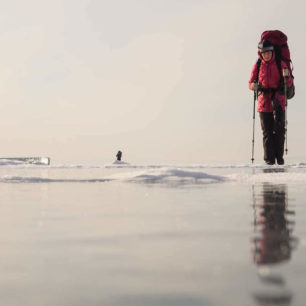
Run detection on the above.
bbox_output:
[1,161,306,305]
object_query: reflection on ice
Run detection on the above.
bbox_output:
[112,294,208,306]
[252,184,297,264]
[253,293,293,306]
[251,184,298,305]
[262,168,287,174]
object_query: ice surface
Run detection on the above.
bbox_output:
[0,157,50,166]
[0,176,112,183]
[108,168,226,185]
[0,161,306,306]
[0,162,306,185]
[112,160,130,166]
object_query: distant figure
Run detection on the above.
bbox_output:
[116,150,122,161]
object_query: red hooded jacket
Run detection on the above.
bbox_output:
[249,54,293,112]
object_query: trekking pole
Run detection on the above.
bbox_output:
[251,85,258,164]
[283,71,288,155]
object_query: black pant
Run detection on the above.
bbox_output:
[259,111,285,163]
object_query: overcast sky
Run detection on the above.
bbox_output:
[0,0,305,163]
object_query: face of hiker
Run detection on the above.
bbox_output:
[261,51,273,62]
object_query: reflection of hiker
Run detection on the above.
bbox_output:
[249,32,294,165]
[252,183,298,306]
[116,150,122,161]
[253,184,292,264]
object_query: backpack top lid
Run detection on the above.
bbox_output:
[260,30,288,46]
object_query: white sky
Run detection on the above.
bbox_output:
[0,0,305,163]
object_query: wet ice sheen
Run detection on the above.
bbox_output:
[0,162,306,305]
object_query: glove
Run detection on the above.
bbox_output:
[282,68,290,77]
[251,82,259,91]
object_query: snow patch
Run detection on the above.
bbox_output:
[0,176,112,184]
[108,168,227,185]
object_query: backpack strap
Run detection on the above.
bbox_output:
[255,58,262,83]
[274,45,284,88]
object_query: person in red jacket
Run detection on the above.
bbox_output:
[249,40,293,165]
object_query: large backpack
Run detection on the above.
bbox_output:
[257,30,295,99]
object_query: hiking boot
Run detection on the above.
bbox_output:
[277,158,284,165]
[265,160,275,165]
